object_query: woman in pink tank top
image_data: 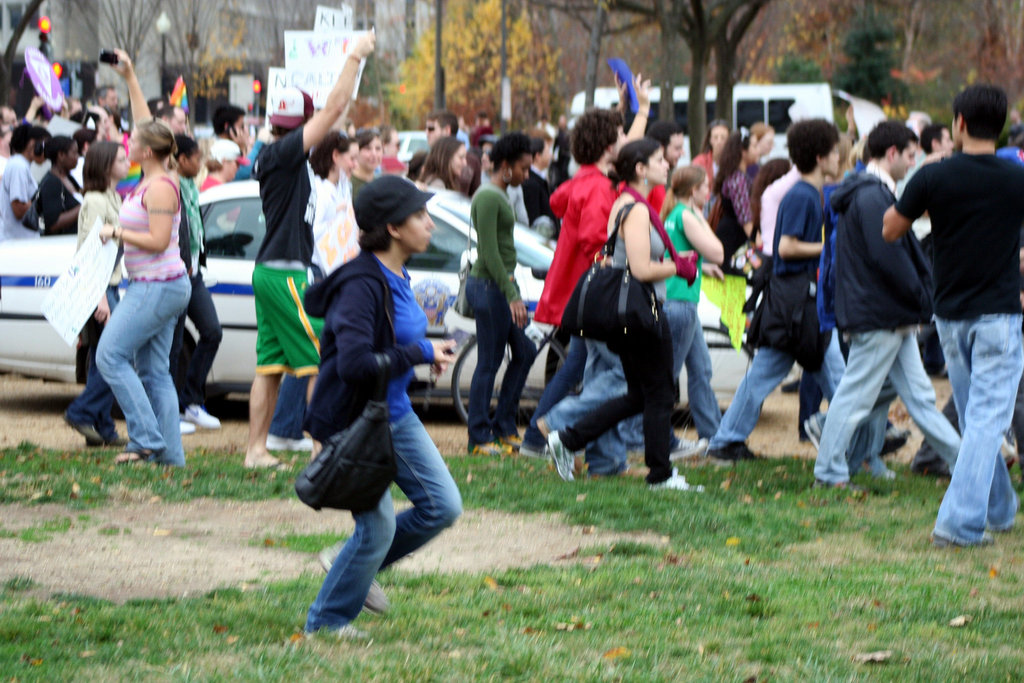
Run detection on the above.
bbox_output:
[95,49,191,467]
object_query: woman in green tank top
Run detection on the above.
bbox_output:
[661,166,726,449]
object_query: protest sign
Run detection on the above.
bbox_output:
[41,219,119,346]
[283,30,366,107]
[700,274,748,352]
[315,5,353,32]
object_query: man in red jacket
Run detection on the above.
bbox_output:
[520,84,650,459]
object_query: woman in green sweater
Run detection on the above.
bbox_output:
[465,132,537,455]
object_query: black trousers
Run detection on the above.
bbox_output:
[561,315,675,483]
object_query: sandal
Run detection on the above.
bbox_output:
[244,453,287,470]
[114,450,151,464]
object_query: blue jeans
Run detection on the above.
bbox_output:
[710,332,846,449]
[814,329,960,484]
[465,276,538,446]
[169,273,222,409]
[544,339,636,476]
[664,299,721,438]
[933,314,1022,544]
[523,335,588,450]
[97,277,191,466]
[305,411,462,632]
[270,374,308,439]
[66,286,121,441]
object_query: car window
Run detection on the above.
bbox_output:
[736,99,765,129]
[202,197,266,260]
[407,214,469,272]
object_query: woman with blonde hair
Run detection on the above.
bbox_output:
[96,49,190,466]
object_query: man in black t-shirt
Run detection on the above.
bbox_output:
[884,84,1024,547]
[243,32,375,469]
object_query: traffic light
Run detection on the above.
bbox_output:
[52,62,62,78]
[253,79,262,94]
[38,15,53,60]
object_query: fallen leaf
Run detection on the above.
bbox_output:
[79,650,95,658]
[263,538,276,547]
[774,491,782,500]
[853,650,892,664]
[70,482,81,499]
[213,624,228,634]
[989,566,999,579]
[484,576,500,590]
[969,588,979,597]
[948,615,973,627]
[289,633,304,643]
[720,479,732,491]
[807,621,820,630]
[226,636,239,644]
[149,495,162,504]
[581,525,595,535]
[602,646,631,660]
[31,658,43,666]
[745,594,761,602]
[153,528,171,536]
[90,476,101,485]
[741,494,753,504]
[465,472,473,484]
[576,493,586,502]
[555,546,579,561]
[521,626,540,635]
[725,537,741,547]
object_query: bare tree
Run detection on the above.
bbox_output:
[76,0,165,67]
[0,0,47,105]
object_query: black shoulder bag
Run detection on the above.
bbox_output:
[295,354,397,512]
[560,203,662,342]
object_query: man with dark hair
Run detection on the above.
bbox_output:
[919,123,953,160]
[707,119,846,464]
[214,104,257,180]
[242,32,375,469]
[95,85,122,131]
[425,109,459,147]
[521,131,556,230]
[645,120,684,213]
[0,124,49,242]
[154,100,188,135]
[884,84,1024,547]
[812,121,959,486]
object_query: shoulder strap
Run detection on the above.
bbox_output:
[621,185,678,261]
[604,201,638,257]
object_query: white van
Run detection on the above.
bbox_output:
[569,82,835,162]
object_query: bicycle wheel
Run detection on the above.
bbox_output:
[451,335,568,426]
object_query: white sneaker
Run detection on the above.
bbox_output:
[183,404,222,430]
[547,431,575,482]
[179,420,196,435]
[266,434,314,451]
[649,468,704,492]
[670,437,708,462]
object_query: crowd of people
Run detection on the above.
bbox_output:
[3,35,1024,638]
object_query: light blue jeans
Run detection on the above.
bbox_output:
[933,314,1022,544]
[664,299,721,438]
[96,277,191,466]
[710,332,845,449]
[814,329,960,484]
[305,411,462,632]
[543,339,641,475]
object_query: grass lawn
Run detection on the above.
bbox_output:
[1,442,1022,681]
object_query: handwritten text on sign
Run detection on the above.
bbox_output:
[315,5,353,32]
[283,30,365,107]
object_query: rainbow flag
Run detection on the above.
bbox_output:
[169,76,189,114]
[115,133,141,196]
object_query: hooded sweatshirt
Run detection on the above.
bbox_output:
[302,250,433,441]
[829,172,933,333]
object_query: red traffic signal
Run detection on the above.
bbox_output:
[52,62,62,78]
[253,79,262,94]
[38,16,51,33]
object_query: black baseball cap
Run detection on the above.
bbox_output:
[355,176,434,229]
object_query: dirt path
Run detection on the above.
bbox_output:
[0,499,664,602]
[0,371,951,602]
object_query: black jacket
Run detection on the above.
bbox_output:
[830,172,933,333]
[521,169,556,227]
[302,250,429,441]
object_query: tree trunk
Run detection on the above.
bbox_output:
[584,2,607,109]
[658,22,684,122]
[0,0,47,109]
[714,35,737,128]
[687,41,710,159]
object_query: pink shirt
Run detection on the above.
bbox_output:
[120,177,186,281]
[758,166,800,256]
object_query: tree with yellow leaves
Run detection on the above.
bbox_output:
[391,0,561,130]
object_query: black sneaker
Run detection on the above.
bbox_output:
[910,456,951,478]
[707,441,758,463]
[64,414,103,447]
[880,427,910,456]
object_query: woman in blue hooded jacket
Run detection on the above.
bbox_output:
[302,176,462,640]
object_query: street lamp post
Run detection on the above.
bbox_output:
[156,11,171,97]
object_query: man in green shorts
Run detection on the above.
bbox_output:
[243,32,375,468]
